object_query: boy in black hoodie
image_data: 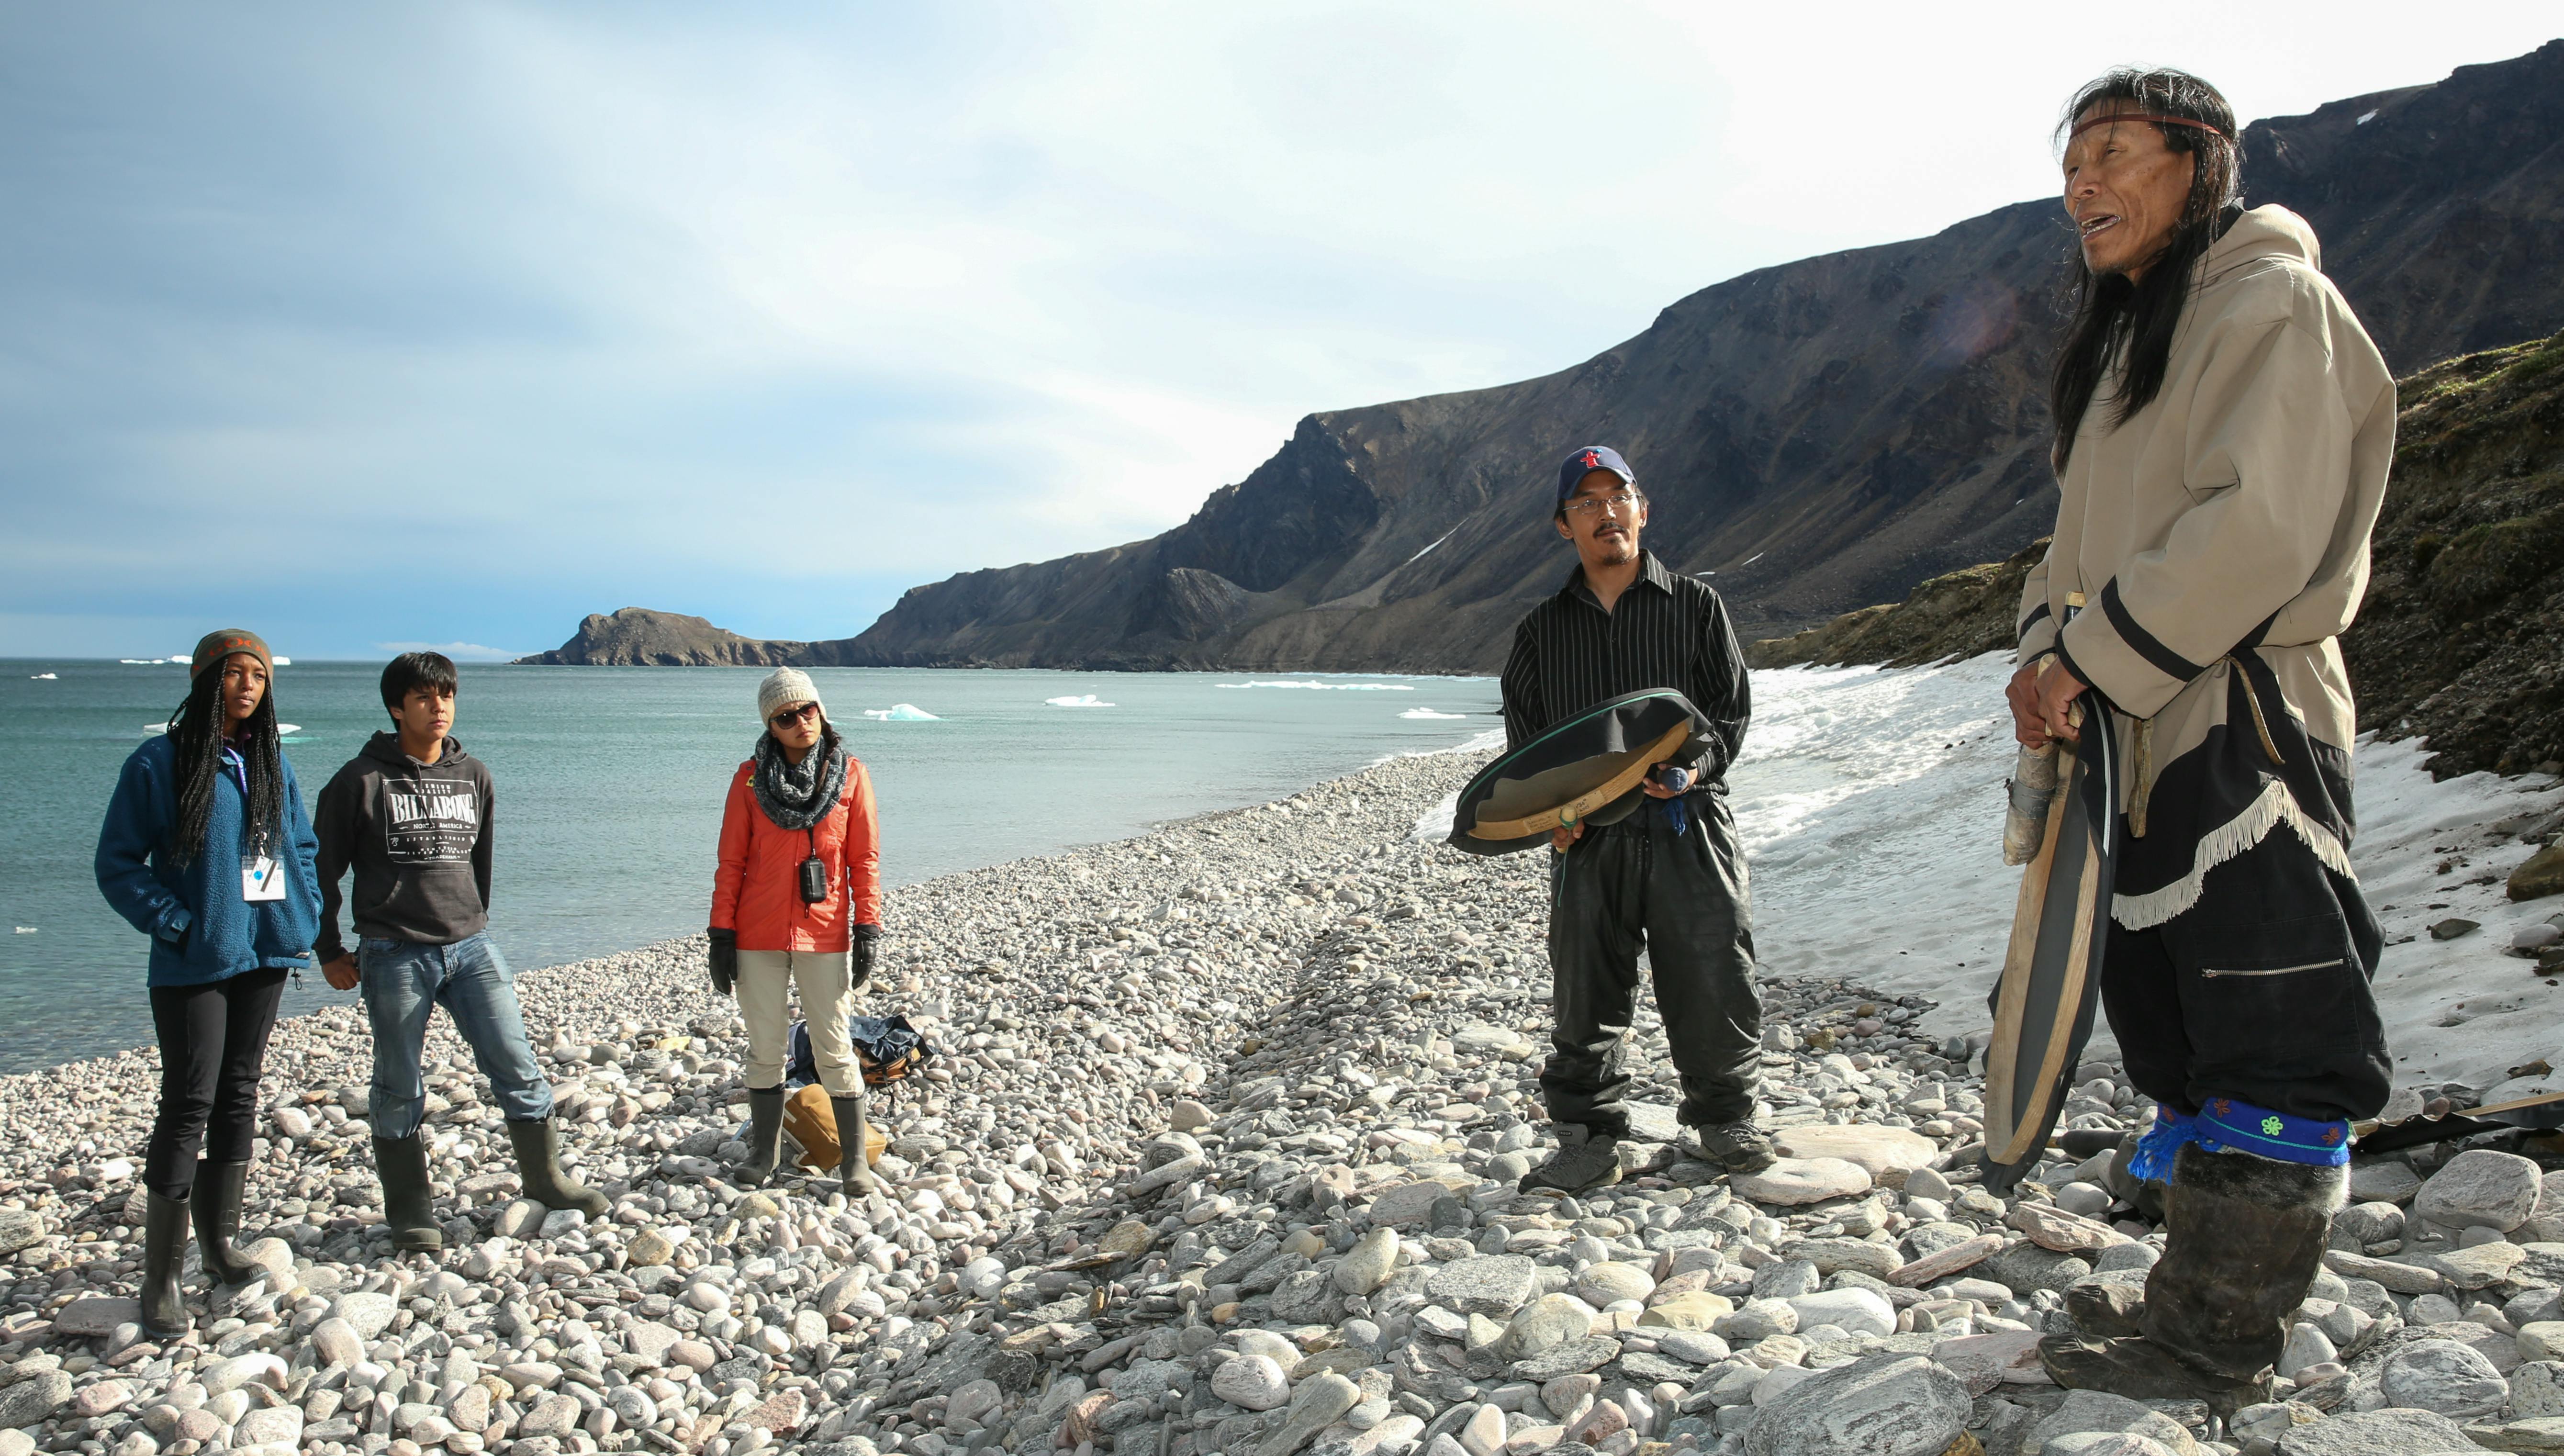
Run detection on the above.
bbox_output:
[315,652,604,1251]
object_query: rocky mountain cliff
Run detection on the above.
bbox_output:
[2342,330,2564,778]
[1746,329,2564,781]
[827,41,2564,672]
[517,608,838,667]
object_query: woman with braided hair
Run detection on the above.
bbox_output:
[96,629,322,1339]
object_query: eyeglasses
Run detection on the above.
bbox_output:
[769,703,822,728]
[1564,492,1639,517]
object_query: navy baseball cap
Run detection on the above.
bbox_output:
[1556,446,1635,504]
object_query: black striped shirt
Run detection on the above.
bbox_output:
[1498,550,1752,785]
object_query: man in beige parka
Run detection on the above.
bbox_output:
[2008,67,2396,1414]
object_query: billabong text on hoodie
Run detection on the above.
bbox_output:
[313,731,496,960]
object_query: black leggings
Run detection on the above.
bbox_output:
[146,968,287,1200]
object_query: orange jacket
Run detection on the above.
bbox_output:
[710,756,881,952]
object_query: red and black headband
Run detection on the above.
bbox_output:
[2069,111,2228,142]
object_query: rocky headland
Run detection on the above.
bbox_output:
[514,613,841,669]
[8,748,2564,1456]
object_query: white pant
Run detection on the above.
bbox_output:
[737,949,861,1095]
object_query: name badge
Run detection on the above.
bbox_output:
[242,855,286,902]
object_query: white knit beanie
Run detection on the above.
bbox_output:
[758,667,823,723]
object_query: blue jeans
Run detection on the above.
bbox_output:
[358,931,553,1141]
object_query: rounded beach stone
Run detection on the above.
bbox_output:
[2415,1149,2542,1232]
[2518,1323,2564,1364]
[2348,1161,2423,1205]
[1654,1329,1732,1365]
[1714,1299,1799,1343]
[1332,1227,1399,1295]
[2267,1406,2474,1454]
[1732,1157,1871,1206]
[1211,1354,1291,1412]
[2042,1436,2173,1456]
[0,1371,73,1430]
[1784,1288,1893,1339]
[1770,1126,1937,1184]
[1271,1268,1343,1323]
[1574,1261,1656,1306]
[1739,1353,1968,1456]
[1752,1259,1821,1300]
[1428,1255,1540,1316]
[1500,1294,1599,1359]
[2379,1337,2510,1418]
[1638,1291,1734,1331]
[329,1290,398,1341]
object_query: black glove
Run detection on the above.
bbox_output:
[851,923,881,991]
[706,927,738,998]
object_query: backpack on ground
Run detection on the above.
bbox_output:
[786,1012,937,1090]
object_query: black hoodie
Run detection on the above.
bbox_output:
[313,732,494,961]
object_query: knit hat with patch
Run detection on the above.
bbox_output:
[190,628,273,681]
[758,667,825,723]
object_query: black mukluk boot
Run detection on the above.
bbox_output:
[373,1135,444,1253]
[138,1188,191,1340]
[190,1160,264,1286]
[506,1117,610,1218]
[2039,1142,2343,1416]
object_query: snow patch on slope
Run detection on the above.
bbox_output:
[1731,652,2564,1094]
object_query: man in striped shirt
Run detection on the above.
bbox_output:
[1501,446,1769,1194]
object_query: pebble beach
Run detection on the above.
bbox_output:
[5,746,2564,1456]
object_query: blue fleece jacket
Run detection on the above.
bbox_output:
[95,732,322,987]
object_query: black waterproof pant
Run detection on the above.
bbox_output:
[145,968,287,1200]
[2102,830,2392,1126]
[1542,793,1762,1134]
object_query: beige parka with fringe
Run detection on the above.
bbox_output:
[2016,204,2395,928]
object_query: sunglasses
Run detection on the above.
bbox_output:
[769,702,823,728]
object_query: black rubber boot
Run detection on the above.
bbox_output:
[373,1136,444,1253]
[506,1118,609,1218]
[736,1086,786,1187]
[190,1160,262,1286]
[138,1188,190,1340]
[2039,1143,2343,1416]
[832,1092,878,1198]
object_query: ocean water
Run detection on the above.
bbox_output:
[0,661,1500,1073]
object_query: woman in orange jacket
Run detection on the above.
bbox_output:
[707,668,883,1194]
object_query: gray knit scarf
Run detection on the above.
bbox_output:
[750,731,849,831]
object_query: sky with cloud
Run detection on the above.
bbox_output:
[3,3,2555,660]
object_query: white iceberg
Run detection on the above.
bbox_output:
[861,703,941,722]
[1045,694,1116,708]
[1398,707,1468,720]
